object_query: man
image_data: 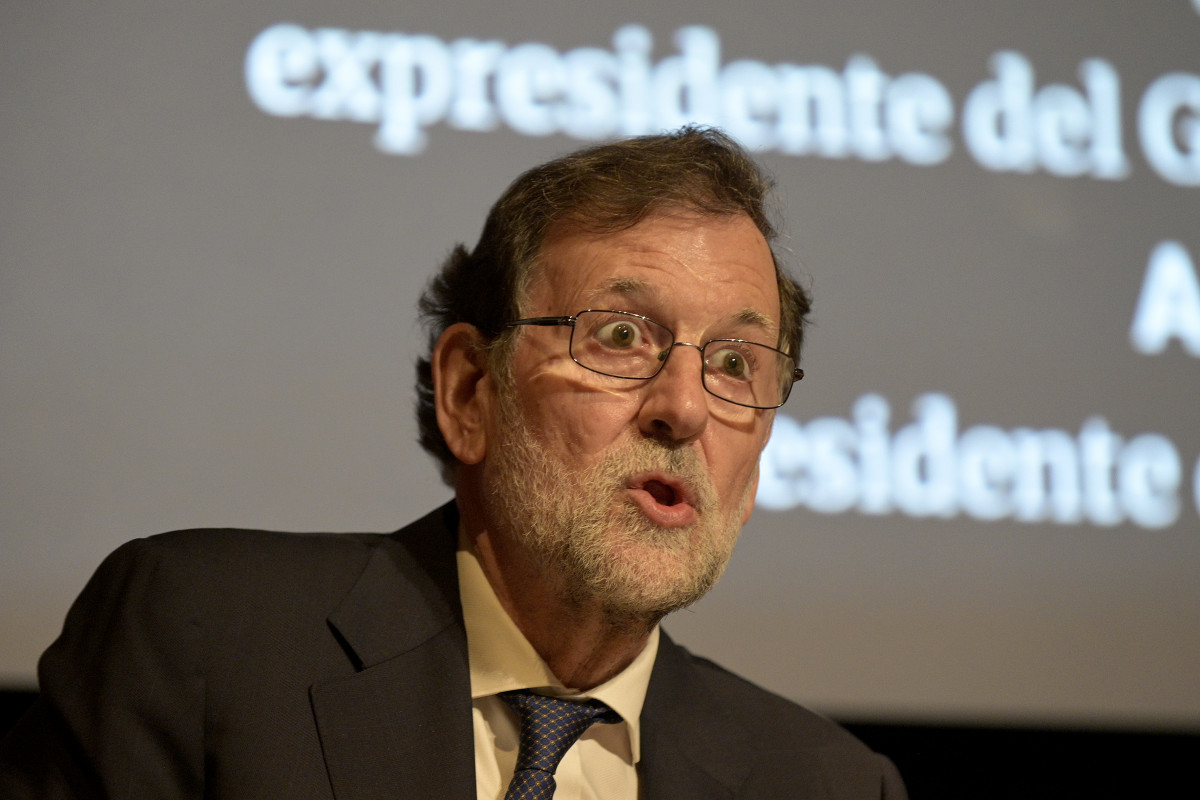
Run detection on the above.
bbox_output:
[1,127,906,798]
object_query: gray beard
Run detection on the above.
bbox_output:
[483,390,749,628]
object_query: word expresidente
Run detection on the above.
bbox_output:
[246,22,1200,185]
[246,23,951,162]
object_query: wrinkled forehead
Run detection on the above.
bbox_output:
[525,212,781,325]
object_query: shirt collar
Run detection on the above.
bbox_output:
[455,538,658,762]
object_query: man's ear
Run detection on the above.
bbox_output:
[433,322,492,465]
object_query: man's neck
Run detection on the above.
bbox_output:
[465,524,655,691]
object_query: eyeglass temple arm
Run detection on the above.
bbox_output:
[505,316,577,328]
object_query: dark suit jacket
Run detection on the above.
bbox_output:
[0,503,905,799]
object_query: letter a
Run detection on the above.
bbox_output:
[1130,241,1200,356]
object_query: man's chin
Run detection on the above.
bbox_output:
[566,530,732,621]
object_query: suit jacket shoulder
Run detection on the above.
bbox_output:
[0,504,475,800]
[641,632,907,799]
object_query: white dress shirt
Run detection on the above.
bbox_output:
[456,542,658,800]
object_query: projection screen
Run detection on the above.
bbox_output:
[3,0,1198,730]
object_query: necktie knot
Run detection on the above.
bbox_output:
[499,690,621,799]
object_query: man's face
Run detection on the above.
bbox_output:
[482,211,782,621]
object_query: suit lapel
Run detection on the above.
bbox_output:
[639,632,753,800]
[310,504,476,800]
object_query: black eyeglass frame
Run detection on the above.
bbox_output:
[505,309,804,410]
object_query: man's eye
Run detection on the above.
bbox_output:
[713,348,751,379]
[598,321,640,348]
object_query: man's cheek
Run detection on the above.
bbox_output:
[741,466,760,525]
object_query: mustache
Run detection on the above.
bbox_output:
[491,384,719,515]
[591,438,717,512]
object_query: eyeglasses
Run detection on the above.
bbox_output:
[505,309,803,409]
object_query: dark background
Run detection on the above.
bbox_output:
[2,689,1195,797]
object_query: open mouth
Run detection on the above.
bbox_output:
[643,479,679,506]
[627,473,698,527]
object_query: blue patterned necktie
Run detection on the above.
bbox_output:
[499,689,622,800]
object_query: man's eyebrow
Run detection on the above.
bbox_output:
[583,277,651,301]
[584,277,777,332]
[732,307,775,332]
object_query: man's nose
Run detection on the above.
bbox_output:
[636,342,710,442]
